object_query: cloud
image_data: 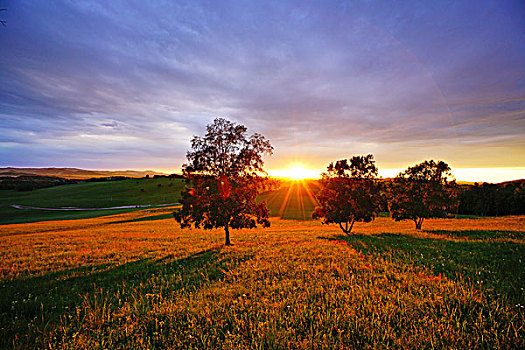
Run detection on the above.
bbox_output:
[0,0,523,173]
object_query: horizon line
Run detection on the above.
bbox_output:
[1,166,524,184]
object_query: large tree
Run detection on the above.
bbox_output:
[388,160,458,230]
[313,154,382,234]
[173,118,273,245]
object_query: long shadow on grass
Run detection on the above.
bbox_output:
[0,248,251,348]
[321,231,525,305]
[427,229,525,240]
[110,212,173,224]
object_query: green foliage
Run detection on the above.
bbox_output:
[313,155,382,234]
[389,160,458,229]
[175,118,273,245]
[182,118,273,178]
[174,176,270,232]
[459,180,525,216]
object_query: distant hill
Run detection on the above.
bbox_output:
[0,167,167,179]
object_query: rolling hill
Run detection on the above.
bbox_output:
[0,167,167,179]
[0,177,184,224]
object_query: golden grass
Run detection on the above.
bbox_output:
[1,213,524,348]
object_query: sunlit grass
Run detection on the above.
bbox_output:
[0,213,524,348]
[259,180,319,220]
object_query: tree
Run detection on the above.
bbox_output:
[457,180,525,216]
[173,118,273,245]
[313,154,381,234]
[388,160,457,230]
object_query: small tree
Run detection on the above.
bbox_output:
[313,154,381,234]
[389,160,458,230]
[173,118,273,245]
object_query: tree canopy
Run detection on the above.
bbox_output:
[174,118,273,245]
[388,160,457,230]
[182,118,273,178]
[313,154,382,234]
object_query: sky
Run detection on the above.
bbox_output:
[0,0,524,182]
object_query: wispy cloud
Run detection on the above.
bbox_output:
[0,0,523,177]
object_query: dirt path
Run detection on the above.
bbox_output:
[10,203,180,211]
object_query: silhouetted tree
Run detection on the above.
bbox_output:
[458,180,525,216]
[313,154,381,234]
[389,160,457,230]
[173,118,273,245]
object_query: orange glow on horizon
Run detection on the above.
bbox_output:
[139,166,523,184]
[268,164,321,180]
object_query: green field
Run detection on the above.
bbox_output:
[0,178,318,225]
[0,178,184,225]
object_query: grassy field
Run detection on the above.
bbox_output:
[1,212,524,349]
[0,177,315,225]
[0,178,184,225]
[259,180,320,220]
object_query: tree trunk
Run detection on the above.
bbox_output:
[348,219,355,234]
[414,218,424,230]
[224,224,232,246]
[339,219,355,235]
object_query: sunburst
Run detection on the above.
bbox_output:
[265,164,321,219]
[269,164,319,181]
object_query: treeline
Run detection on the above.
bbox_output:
[458,180,525,216]
[1,173,186,191]
[0,175,77,191]
[146,174,184,179]
[83,176,130,182]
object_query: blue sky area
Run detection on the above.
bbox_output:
[0,1,524,181]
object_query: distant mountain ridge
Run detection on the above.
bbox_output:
[0,167,167,179]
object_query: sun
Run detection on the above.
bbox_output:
[268,164,320,181]
[287,165,310,180]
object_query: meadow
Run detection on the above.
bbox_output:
[259,180,320,220]
[0,177,184,225]
[1,209,524,349]
[0,178,316,225]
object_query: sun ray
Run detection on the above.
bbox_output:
[279,181,296,218]
[297,184,306,219]
[300,180,319,208]
[264,182,285,207]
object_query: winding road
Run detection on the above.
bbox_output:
[10,203,180,211]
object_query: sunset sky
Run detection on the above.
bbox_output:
[0,1,524,182]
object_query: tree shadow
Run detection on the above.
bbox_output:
[110,213,173,224]
[0,248,251,347]
[320,232,525,304]
[426,229,525,240]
